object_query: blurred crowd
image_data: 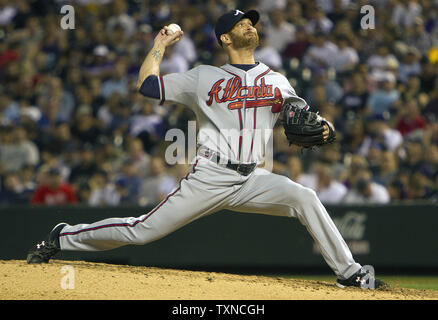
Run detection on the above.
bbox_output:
[0,0,438,207]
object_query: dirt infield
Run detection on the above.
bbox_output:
[1,260,437,300]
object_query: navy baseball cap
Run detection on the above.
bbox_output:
[215,9,260,46]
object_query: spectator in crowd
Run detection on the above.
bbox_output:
[422,143,438,176]
[100,58,130,99]
[123,137,151,179]
[160,44,189,75]
[298,161,348,204]
[138,157,177,206]
[419,58,438,94]
[339,72,371,116]
[94,136,126,176]
[88,170,120,207]
[36,76,75,126]
[258,0,287,13]
[398,47,421,84]
[97,92,131,133]
[173,21,198,66]
[366,43,399,73]
[71,104,103,145]
[0,125,39,174]
[408,171,434,200]
[42,121,79,155]
[88,77,106,117]
[399,137,425,173]
[317,143,345,180]
[31,167,77,205]
[84,43,114,77]
[342,170,391,204]
[341,116,366,154]
[326,0,351,23]
[332,34,359,74]
[394,98,427,137]
[374,150,399,186]
[405,17,433,55]
[106,0,136,38]
[358,113,403,156]
[0,172,29,204]
[0,0,17,26]
[306,68,343,107]
[69,144,99,188]
[117,159,142,204]
[303,32,338,71]
[254,32,283,70]
[114,177,130,204]
[284,155,304,181]
[422,81,438,119]
[305,4,333,35]
[282,25,310,60]
[366,72,400,115]
[285,1,306,27]
[129,100,166,153]
[365,141,385,176]
[264,9,296,53]
[399,74,423,102]
[76,182,91,204]
[19,164,37,199]
[340,154,369,189]
[386,179,407,201]
[0,92,20,123]
[391,0,423,30]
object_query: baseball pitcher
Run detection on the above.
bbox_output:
[27,10,387,289]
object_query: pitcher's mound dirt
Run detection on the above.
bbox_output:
[1,260,437,300]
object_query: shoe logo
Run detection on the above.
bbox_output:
[37,241,46,249]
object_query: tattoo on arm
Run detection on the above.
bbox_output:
[152,49,161,61]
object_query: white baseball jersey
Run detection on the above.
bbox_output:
[58,62,361,281]
[157,62,308,163]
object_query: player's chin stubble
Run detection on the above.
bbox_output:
[229,31,259,50]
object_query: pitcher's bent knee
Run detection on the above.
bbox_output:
[285,181,318,201]
[291,185,320,211]
[303,187,318,202]
[279,178,316,202]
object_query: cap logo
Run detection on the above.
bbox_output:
[234,10,244,15]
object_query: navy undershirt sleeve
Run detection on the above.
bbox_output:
[139,75,160,99]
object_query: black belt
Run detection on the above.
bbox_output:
[211,153,257,176]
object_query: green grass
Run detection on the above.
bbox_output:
[276,275,438,291]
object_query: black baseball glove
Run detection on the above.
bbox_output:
[282,99,336,148]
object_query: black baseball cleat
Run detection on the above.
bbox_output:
[336,268,389,290]
[27,222,68,264]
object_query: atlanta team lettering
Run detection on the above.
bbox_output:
[206,77,283,112]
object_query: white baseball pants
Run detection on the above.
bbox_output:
[59,156,361,280]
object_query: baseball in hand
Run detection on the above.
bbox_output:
[166,23,181,35]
